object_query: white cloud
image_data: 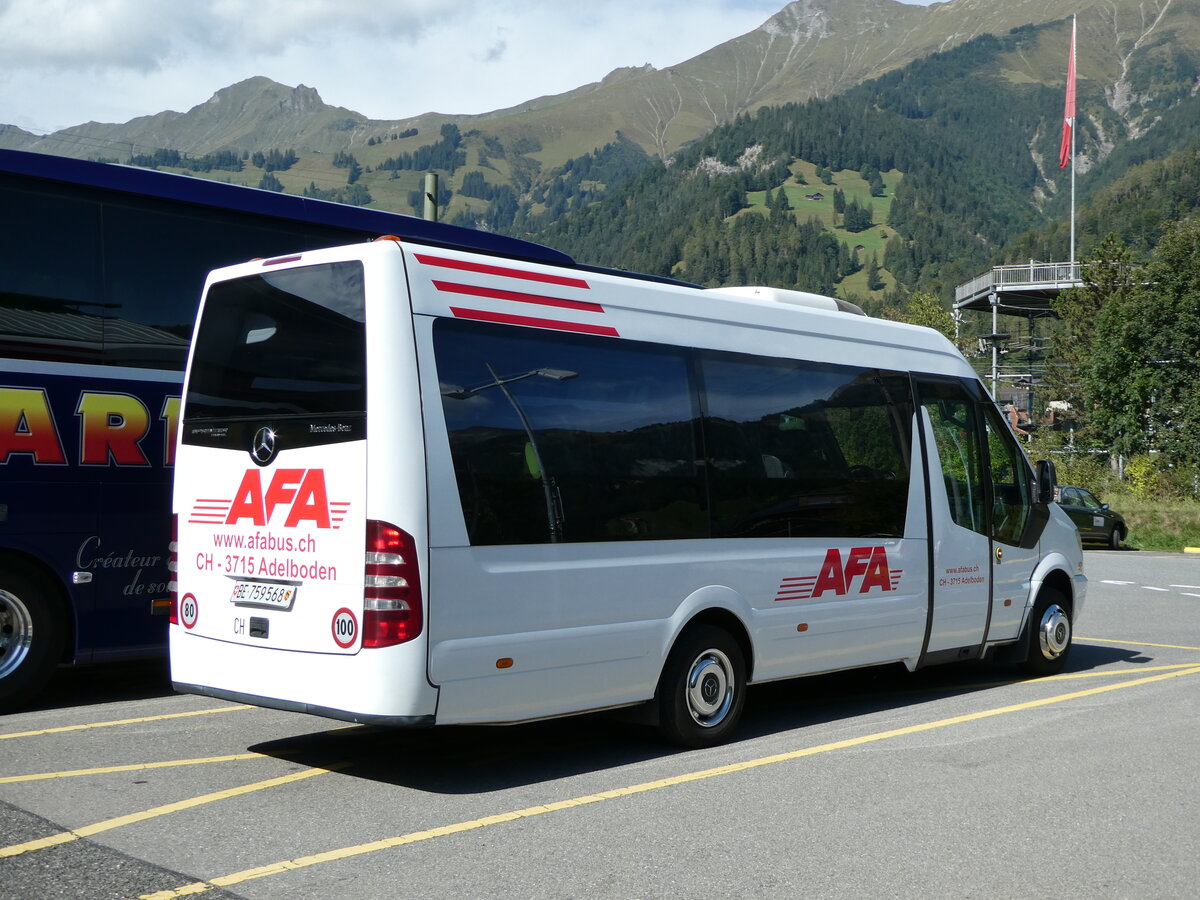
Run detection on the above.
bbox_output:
[0,0,941,134]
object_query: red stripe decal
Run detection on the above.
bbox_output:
[432,280,604,313]
[450,307,619,337]
[415,253,590,289]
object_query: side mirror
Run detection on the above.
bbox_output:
[1036,459,1057,505]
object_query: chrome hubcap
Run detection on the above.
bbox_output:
[0,589,35,680]
[685,648,735,728]
[1037,604,1070,660]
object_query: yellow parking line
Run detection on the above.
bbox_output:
[139,664,1200,899]
[0,705,251,741]
[1047,663,1200,680]
[1076,637,1200,652]
[0,753,266,784]
[0,764,340,859]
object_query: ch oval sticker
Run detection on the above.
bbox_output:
[332,608,358,648]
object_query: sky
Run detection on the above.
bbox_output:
[0,0,939,135]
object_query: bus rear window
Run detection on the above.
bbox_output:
[185,262,365,420]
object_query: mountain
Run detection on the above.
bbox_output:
[8,0,1197,166]
[3,0,1199,302]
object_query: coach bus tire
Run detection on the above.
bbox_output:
[1019,588,1071,677]
[656,625,746,748]
[0,567,66,711]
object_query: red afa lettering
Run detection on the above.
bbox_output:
[811,549,847,597]
[810,546,894,598]
[225,468,337,529]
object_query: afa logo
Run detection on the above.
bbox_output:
[188,468,350,529]
[775,546,903,601]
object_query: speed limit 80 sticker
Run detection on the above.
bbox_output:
[331,608,358,648]
[180,593,199,630]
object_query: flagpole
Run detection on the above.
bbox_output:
[1069,14,1076,269]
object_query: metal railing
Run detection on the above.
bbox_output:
[955,261,1081,303]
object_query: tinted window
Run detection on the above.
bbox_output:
[435,319,703,545]
[435,320,916,546]
[185,262,365,420]
[1,177,374,371]
[983,403,1032,545]
[0,183,103,364]
[700,353,912,538]
[102,202,367,370]
[918,378,987,536]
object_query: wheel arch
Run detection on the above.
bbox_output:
[1036,566,1075,619]
[0,548,76,665]
[659,584,755,683]
[679,606,754,683]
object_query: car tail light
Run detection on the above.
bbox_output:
[168,514,179,625]
[363,520,423,647]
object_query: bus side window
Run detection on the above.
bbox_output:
[918,380,987,537]
[434,319,704,545]
[0,184,103,364]
[701,353,911,539]
[982,402,1032,546]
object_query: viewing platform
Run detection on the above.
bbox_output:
[954,261,1081,315]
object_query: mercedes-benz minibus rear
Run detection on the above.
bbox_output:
[170,241,436,724]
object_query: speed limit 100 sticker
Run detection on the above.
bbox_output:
[332,608,358,648]
[180,593,199,629]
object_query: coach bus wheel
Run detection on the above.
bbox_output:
[0,567,66,711]
[1019,588,1071,677]
[656,625,746,748]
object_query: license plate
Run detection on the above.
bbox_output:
[230,580,298,611]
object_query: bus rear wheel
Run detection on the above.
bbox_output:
[656,625,746,748]
[0,567,66,711]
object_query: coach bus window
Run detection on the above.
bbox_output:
[917,379,987,536]
[103,204,363,370]
[700,353,912,539]
[0,184,103,363]
[435,319,704,545]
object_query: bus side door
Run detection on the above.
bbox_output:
[979,401,1038,642]
[917,377,1039,658]
[917,377,991,656]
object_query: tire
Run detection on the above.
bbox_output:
[656,624,747,748]
[1109,527,1123,550]
[0,566,66,711]
[1019,588,1072,677]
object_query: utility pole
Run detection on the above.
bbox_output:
[423,172,439,222]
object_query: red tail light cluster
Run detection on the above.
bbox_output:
[363,520,423,648]
[168,514,179,625]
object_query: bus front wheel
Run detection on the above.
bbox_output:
[1019,588,1072,677]
[0,566,66,711]
[656,625,746,748]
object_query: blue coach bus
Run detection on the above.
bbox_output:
[0,147,571,709]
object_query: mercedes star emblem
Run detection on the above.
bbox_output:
[250,426,278,466]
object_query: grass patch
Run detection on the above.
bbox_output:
[1117,499,1200,552]
[740,162,902,299]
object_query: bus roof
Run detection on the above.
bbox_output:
[0,147,575,268]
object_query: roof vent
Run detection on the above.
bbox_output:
[707,285,866,316]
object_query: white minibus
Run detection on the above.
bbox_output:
[170,235,1085,747]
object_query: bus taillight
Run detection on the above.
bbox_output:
[168,514,179,625]
[363,520,423,647]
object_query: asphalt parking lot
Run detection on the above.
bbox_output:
[3,550,1199,899]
